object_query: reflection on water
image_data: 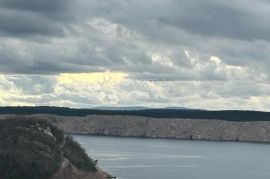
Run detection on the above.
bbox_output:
[74,135,270,179]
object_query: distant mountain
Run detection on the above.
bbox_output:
[92,106,150,110]
[163,106,201,110]
[93,106,198,110]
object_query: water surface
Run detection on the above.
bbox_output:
[74,135,270,179]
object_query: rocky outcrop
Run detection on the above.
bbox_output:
[50,158,110,179]
[0,117,111,179]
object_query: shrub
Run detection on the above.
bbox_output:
[0,117,63,179]
[63,136,97,172]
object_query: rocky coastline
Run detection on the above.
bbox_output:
[2,114,270,143]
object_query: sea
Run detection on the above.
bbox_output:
[74,135,270,179]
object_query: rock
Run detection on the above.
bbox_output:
[47,114,270,143]
[0,117,111,179]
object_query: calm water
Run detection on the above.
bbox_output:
[73,135,270,179]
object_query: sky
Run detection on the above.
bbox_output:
[0,0,270,111]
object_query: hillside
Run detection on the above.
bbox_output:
[0,106,270,122]
[0,117,111,179]
[0,114,269,143]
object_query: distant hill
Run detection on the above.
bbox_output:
[93,106,194,110]
[92,106,150,110]
[0,106,270,122]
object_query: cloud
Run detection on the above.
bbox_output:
[0,74,270,111]
[0,0,70,12]
[82,0,270,41]
[0,0,74,37]
[0,0,270,109]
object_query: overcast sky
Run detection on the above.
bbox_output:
[0,0,270,110]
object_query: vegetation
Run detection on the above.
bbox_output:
[63,136,97,172]
[0,117,63,179]
[0,106,270,122]
[0,117,97,179]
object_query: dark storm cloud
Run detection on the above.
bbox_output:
[0,0,73,37]
[0,0,69,12]
[156,1,270,41]
[1,0,270,81]
[0,9,65,37]
[1,0,270,40]
[84,0,270,42]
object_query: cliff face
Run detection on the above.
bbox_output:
[50,115,270,143]
[1,114,270,143]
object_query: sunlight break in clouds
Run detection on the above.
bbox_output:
[58,72,128,86]
[0,72,270,110]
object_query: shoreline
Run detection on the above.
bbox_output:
[2,114,270,144]
[72,133,270,145]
